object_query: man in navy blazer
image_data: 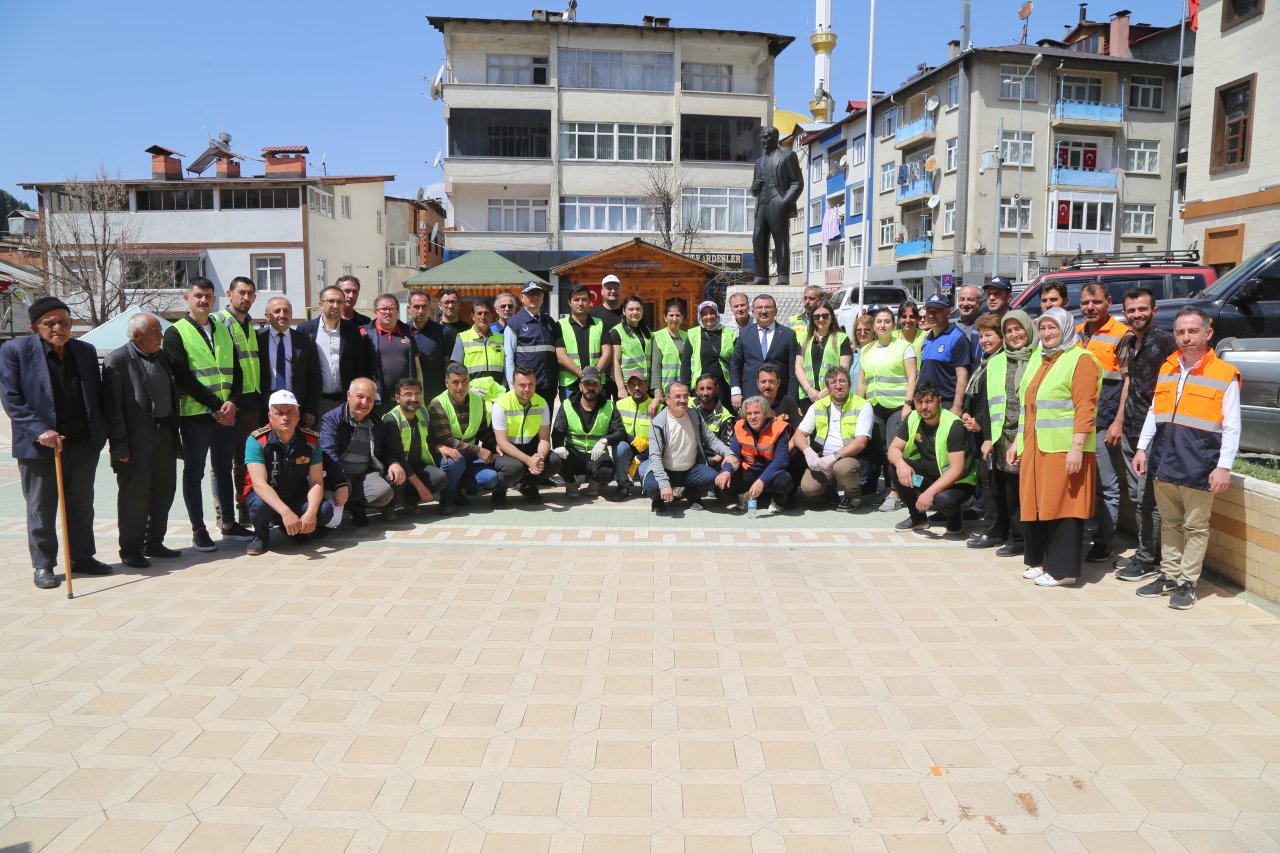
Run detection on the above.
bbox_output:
[258,297,321,427]
[730,294,798,407]
[297,284,368,419]
[0,297,113,588]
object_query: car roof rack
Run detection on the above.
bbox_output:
[1058,248,1201,271]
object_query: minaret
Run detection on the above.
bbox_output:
[809,0,836,122]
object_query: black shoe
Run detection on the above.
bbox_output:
[836,496,859,512]
[438,500,455,516]
[33,567,60,589]
[491,490,508,507]
[519,485,543,504]
[350,506,368,527]
[219,522,254,542]
[1169,582,1196,610]
[895,514,928,531]
[1086,542,1113,563]
[382,504,398,522]
[120,552,151,569]
[312,526,329,542]
[945,517,965,536]
[73,558,114,576]
[144,543,181,559]
[1115,562,1159,583]
[616,482,634,499]
[191,529,217,552]
[995,542,1024,558]
[927,511,945,524]
[967,533,1000,549]
[246,537,268,556]
[651,498,665,513]
[453,492,471,506]
[1137,576,1177,598]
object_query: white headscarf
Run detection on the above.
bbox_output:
[1037,307,1079,359]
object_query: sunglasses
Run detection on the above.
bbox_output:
[813,313,832,320]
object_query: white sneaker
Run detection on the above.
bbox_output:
[878,494,902,512]
[1022,565,1045,580]
[1034,573,1076,587]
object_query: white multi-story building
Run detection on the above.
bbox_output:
[428,11,793,287]
[22,143,392,320]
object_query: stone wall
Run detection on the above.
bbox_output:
[1206,474,1280,603]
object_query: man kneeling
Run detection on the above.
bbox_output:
[794,366,873,510]
[886,382,977,535]
[244,390,333,555]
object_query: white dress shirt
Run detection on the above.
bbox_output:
[1137,350,1241,470]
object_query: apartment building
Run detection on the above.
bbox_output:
[866,14,1178,296]
[22,143,392,319]
[385,195,446,294]
[427,11,793,290]
[1182,0,1278,271]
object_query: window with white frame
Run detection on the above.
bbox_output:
[342,264,353,276]
[1000,65,1037,100]
[1059,198,1115,232]
[486,54,549,85]
[387,241,417,267]
[826,149,846,178]
[340,195,351,218]
[1055,139,1101,170]
[809,199,823,227]
[942,201,955,235]
[559,48,674,91]
[826,239,845,269]
[376,210,383,234]
[880,162,896,192]
[681,187,756,232]
[810,245,823,271]
[308,186,335,218]
[945,137,958,172]
[124,255,205,291]
[315,258,328,289]
[488,198,549,232]
[1122,203,1156,236]
[252,255,284,291]
[947,74,960,107]
[849,186,864,218]
[559,122,672,161]
[847,235,863,268]
[1125,139,1159,173]
[850,135,866,166]
[1059,75,1103,103]
[879,107,900,138]
[377,269,384,290]
[791,210,804,235]
[809,156,823,184]
[1129,75,1164,111]
[1000,130,1034,166]
[999,197,1032,232]
[791,249,804,274]
[560,196,658,231]
[681,62,733,92]
[878,217,896,247]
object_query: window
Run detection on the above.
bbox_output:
[791,249,804,274]
[809,245,823,271]
[124,255,204,290]
[486,54,548,85]
[387,241,417,266]
[880,162,896,192]
[135,188,215,211]
[849,186,864,218]
[562,122,672,161]
[1125,140,1160,173]
[448,108,551,158]
[1060,75,1103,103]
[340,194,351,218]
[999,197,1032,232]
[377,269,384,290]
[680,115,760,162]
[681,62,732,92]
[1001,131,1033,166]
[559,48,674,91]
[879,107,900,138]
[251,254,284,292]
[342,264,353,276]
[1000,65,1037,100]
[1129,76,1164,111]
[560,196,659,232]
[850,135,866,166]
[847,235,863,268]
[942,201,955,235]
[376,209,383,234]
[810,156,823,184]
[1073,33,1103,54]
[316,258,327,289]
[1212,75,1254,173]
[826,239,845,269]
[791,211,804,235]
[1058,198,1115,233]
[681,187,756,232]
[1122,203,1156,236]
[826,148,846,178]
[946,74,960,107]
[945,137,958,172]
[1222,0,1265,31]
[308,186,335,218]
[878,217,896,247]
[219,187,300,210]
[1055,139,1101,170]
[617,124,673,161]
[488,198,549,232]
[809,199,823,228]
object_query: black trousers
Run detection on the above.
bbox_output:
[727,466,793,507]
[18,438,99,571]
[494,450,563,490]
[980,466,1023,543]
[116,424,178,556]
[896,471,975,523]
[1024,517,1085,580]
[563,446,615,484]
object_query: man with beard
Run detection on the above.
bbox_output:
[492,366,562,504]
[552,366,626,499]
[427,362,500,513]
[614,370,661,497]
[692,374,734,449]
[383,377,449,515]
[437,287,471,334]
[984,276,1013,320]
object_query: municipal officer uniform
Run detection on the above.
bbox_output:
[506,298,559,402]
[243,420,334,544]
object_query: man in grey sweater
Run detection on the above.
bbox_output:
[644,380,737,513]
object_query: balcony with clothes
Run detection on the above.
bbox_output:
[894,157,934,205]
[894,113,936,150]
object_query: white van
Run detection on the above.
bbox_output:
[826,284,914,340]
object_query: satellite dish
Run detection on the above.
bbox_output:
[429,64,445,100]
[924,155,939,172]
[927,195,941,209]
[429,223,440,242]
[416,186,425,202]
[925,96,940,113]
[838,154,848,168]
[432,150,443,168]
[1018,1,1035,20]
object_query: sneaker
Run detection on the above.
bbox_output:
[565,481,580,499]
[945,517,964,536]
[191,529,217,552]
[1085,542,1113,563]
[144,543,182,559]
[996,542,1025,558]
[1034,573,1076,587]
[616,482,634,499]
[651,498,665,513]
[350,505,369,527]
[437,500,456,516]
[219,522,254,541]
[1136,576,1177,598]
[836,495,859,512]
[491,490,508,507]
[519,485,543,504]
[1022,565,1045,580]
[1115,562,1159,583]
[246,537,268,556]
[895,514,928,531]
[1169,582,1196,610]
[878,494,903,512]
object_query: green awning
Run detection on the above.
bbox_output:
[403,250,547,287]
[79,305,172,354]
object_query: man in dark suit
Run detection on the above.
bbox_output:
[407,289,452,401]
[0,297,113,588]
[730,294,798,407]
[750,126,804,286]
[259,296,321,428]
[103,312,182,568]
[298,285,368,419]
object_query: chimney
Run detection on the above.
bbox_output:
[948,39,961,58]
[145,145,184,180]
[1079,2,1088,23]
[215,154,241,179]
[652,16,670,27]
[1109,9,1131,57]
[262,146,309,178]
[642,14,654,26]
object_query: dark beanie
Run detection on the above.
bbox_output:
[28,296,70,326]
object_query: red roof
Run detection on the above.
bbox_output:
[261,145,310,154]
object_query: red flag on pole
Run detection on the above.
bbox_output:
[1189,0,1199,32]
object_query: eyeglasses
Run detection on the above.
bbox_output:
[375,306,397,313]
[813,313,832,320]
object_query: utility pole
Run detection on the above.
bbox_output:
[859,0,877,312]
[951,0,972,293]
[992,116,1004,281]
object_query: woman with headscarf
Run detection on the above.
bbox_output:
[1008,307,1101,587]
[688,300,736,409]
[966,310,1036,556]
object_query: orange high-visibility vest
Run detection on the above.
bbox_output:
[1148,349,1240,489]
[1076,315,1132,382]
[734,419,789,467]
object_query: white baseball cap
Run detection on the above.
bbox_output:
[268,390,299,408]
[601,274,621,286]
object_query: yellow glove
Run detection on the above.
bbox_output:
[632,436,649,453]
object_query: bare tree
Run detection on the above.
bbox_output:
[38,169,172,327]
[636,163,702,254]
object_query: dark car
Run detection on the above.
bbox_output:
[1153,242,1280,341]
[1011,251,1215,319]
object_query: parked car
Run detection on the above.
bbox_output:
[1153,241,1280,341]
[1011,251,1215,319]
[1217,337,1280,455]
[828,283,914,339]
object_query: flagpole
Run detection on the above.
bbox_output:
[859,0,876,312]
[1166,0,1187,249]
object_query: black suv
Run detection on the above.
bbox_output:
[1154,242,1280,341]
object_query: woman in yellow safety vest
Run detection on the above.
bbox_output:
[895,300,926,359]
[859,306,919,512]
[793,300,851,413]
[850,313,875,395]
[651,298,690,407]
[1008,307,1101,588]
[608,295,652,403]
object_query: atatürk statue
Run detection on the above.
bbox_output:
[750,126,805,286]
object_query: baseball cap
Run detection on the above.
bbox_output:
[923,294,951,311]
[580,366,603,384]
[985,276,1012,291]
[626,369,648,383]
[601,274,621,287]
[268,390,300,408]
[521,281,545,294]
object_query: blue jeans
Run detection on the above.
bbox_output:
[180,416,237,532]
[245,491,334,543]
[441,456,499,497]
[1093,430,1123,548]
[613,442,651,486]
[643,464,718,503]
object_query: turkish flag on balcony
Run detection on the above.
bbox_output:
[1057,200,1071,227]
[1190,0,1200,31]
[1082,149,1097,171]
[1057,145,1069,166]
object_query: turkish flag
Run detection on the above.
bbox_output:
[1057,145,1069,166]
[585,283,602,306]
[1057,201,1071,227]
[1190,0,1199,31]
[1082,149,1097,171]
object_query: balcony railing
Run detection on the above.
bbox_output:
[894,238,932,260]
[894,114,936,148]
[1053,100,1124,124]
[1050,167,1118,189]
[895,177,933,204]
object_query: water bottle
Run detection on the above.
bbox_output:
[747,498,758,520]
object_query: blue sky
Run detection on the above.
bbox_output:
[3,0,1183,206]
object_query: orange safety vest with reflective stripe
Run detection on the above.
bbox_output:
[1076,315,1131,382]
[733,418,789,468]
[1147,349,1240,490]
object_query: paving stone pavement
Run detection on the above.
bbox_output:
[0,454,1278,851]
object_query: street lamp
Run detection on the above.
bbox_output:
[1002,53,1042,282]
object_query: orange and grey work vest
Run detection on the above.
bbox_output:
[1147,350,1240,490]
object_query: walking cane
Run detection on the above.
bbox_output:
[54,443,73,600]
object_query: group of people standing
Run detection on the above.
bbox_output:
[1,272,1239,610]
